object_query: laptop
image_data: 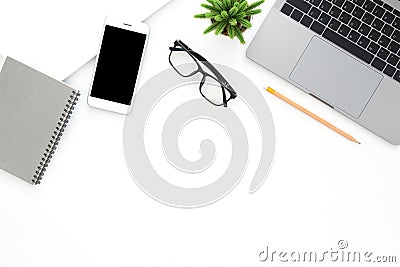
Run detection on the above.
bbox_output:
[247,0,400,145]
[0,0,171,80]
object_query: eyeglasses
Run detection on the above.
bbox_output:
[169,40,237,107]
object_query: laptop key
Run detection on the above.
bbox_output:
[377,47,390,60]
[382,3,393,11]
[353,0,365,6]
[348,30,361,42]
[388,53,400,66]
[339,11,351,24]
[343,1,355,13]
[358,23,371,35]
[362,12,374,24]
[332,0,345,7]
[301,15,313,27]
[287,0,311,14]
[309,7,321,19]
[371,57,386,71]
[281,3,294,16]
[339,24,351,36]
[383,65,396,77]
[371,18,384,31]
[323,28,374,63]
[368,42,380,54]
[388,41,400,54]
[330,6,342,18]
[349,17,361,30]
[382,11,395,24]
[309,0,322,7]
[319,13,332,25]
[329,18,341,30]
[320,1,332,12]
[372,5,385,18]
[368,29,381,41]
[393,70,400,83]
[363,1,376,12]
[291,9,303,22]
[358,36,370,48]
[378,35,390,47]
[311,21,325,34]
[393,18,400,30]
[352,6,365,19]
[382,24,394,37]
[392,30,400,42]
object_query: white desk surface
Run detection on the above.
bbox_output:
[0,0,170,80]
[1,0,399,266]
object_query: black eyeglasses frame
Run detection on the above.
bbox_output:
[169,40,237,107]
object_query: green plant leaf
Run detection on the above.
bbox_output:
[238,18,252,27]
[233,26,246,44]
[221,0,227,8]
[234,2,239,8]
[201,3,220,12]
[203,20,221,34]
[237,1,248,13]
[229,18,237,26]
[215,0,226,10]
[194,13,207,18]
[245,0,264,11]
[206,0,215,5]
[245,9,261,15]
[215,21,228,35]
[227,25,235,39]
[215,14,224,21]
[229,6,238,16]
[205,11,218,18]
[236,11,247,19]
[226,0,233,9]
[221,10,229,19]
[223,0,231,9]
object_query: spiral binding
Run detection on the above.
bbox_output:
[31,90,80,185]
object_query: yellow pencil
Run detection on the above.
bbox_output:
[266,87,360,144]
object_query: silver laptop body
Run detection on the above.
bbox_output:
[247,0,400,144]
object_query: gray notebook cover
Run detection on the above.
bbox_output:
[0,57,79,185]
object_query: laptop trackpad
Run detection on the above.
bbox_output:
[290,37,382,118]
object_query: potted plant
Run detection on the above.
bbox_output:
[195,0,265,44]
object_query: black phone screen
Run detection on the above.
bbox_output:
[90,25,147,105]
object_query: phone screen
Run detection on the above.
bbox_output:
[90,25,147,105]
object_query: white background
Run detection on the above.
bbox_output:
[1,0,400,266]
[0,0,170,79]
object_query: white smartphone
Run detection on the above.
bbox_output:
[88,17,149,114]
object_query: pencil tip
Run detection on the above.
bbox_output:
[266,87,275,94]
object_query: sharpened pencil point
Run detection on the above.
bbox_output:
[266,87,275,94]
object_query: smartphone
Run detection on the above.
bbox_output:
[88,17,149,114]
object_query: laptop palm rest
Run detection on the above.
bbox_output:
[290,37,382,118]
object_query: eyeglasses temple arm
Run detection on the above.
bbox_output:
[191,52,236,94]
[170,43,237,98]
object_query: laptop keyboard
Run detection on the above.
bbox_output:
[280,0,400,83]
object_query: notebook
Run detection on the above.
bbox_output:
[0,57,80,185]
